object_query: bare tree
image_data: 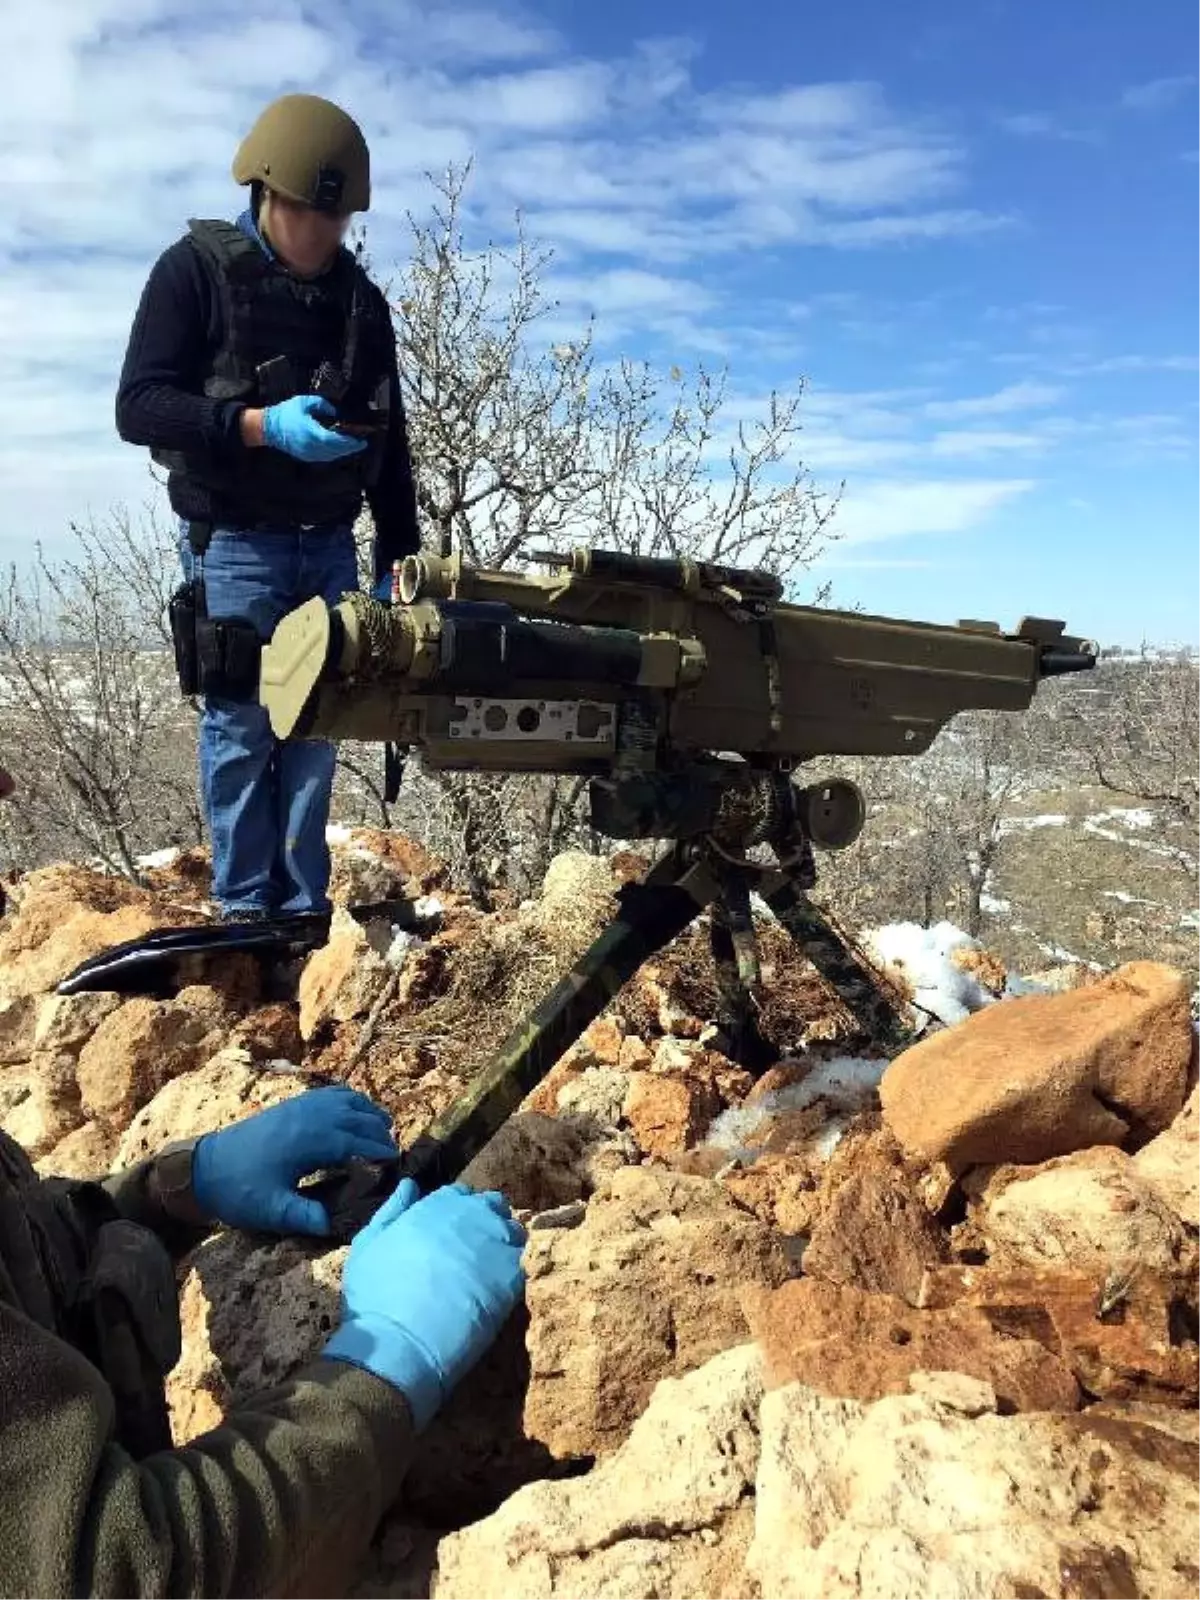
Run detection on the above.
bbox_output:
[1063,648,1198,828]
[0,514,201,881]
[344,167,838,906]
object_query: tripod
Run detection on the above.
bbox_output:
[315,819,903,1241]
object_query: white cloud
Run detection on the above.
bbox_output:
[0,0,1023,564]
[929,428,1051,458]
[831,478,1036,545]
[996,111,1098,144]
[922,381,1065,419]
[1120,76,1197,112]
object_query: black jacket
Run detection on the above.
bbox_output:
[116,229,420,579]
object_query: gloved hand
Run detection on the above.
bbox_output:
[323,1179,526,1429]
[191,1085,398,1236]
[371,575,394,604]
[261,394,369,463]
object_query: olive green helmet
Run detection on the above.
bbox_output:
[232,93,370,213]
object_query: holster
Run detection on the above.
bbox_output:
[168,521,262,702]
[168,578,202,696]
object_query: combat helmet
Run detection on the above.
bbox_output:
[233,93,370,213]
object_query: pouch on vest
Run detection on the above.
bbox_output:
[76,1218,181,1459]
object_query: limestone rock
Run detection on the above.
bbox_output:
[435,1345,764,1600]
[880,960,1193,1171]
[554,1066,629,1131]
[169,1231,345,1444]
[33,991,123,1057]
[0,1063,30,1121]
[972,1145,1190,1279]
[802,1127,949,1304]
[918,1263,1198,1407]
[623,1069,719,1159]
[0,994,39,1065]
[523,1166,791,1459]
[77,996,225,1127]
[1,1053,83,1158]
[616,1033,653,1071]
[228,1002,304,1063]
[748,1381,1199,1600]
[578,1016,625,1067]
[907,1369,998,1416]
[722,1151,824,1236]
[744,1278,1080,1413]
[298,910,391,1041]
[116,1054,312,1168]
[328,827,441,907]
[528,852,619,952]
[1134,1083,1199,1228]
[36,1118,118,1179]
[0,863,198,1003]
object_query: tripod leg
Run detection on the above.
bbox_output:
[315,849,719,1236]
[708,876,776,1075]
[762,872,903,1042]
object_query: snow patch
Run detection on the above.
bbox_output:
[325,824,354,847]
[706,1056,888,1159]
[999,813,1068,836]
[135,847,182,870]
[865,921,995,1027]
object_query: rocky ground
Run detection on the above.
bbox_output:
[1,831,1196,1600]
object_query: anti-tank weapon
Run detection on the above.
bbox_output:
[259,548,1097,1236]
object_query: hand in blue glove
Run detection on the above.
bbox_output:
[261,395,369,463]
[371,575,394,604]
[191,1085,398,1236]
[323,1180,526,1429]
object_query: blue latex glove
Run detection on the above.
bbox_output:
[323,1179,526,1429]
[261,394,369,463]
[191,1086,398,1236]
[371,575,394,604]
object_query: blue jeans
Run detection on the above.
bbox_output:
[181,525,358,916]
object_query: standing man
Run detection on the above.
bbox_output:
[117,94,420,923]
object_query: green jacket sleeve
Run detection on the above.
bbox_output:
[0,1296,416,1598]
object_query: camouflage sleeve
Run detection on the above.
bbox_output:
[0,1297,415,1598]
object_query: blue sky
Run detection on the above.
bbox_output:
[0,0,1195,644]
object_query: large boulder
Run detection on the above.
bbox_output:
[969,1145,1191,1280]
[748,1377,1199,1600]
[880,961,1194,1172]
[744,1277,1080,1413]
[434,1345,764,1600]
[523,1166,792,1459]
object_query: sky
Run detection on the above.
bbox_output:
[1,0,1196,646]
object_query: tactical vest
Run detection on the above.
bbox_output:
[155,218,391,529]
